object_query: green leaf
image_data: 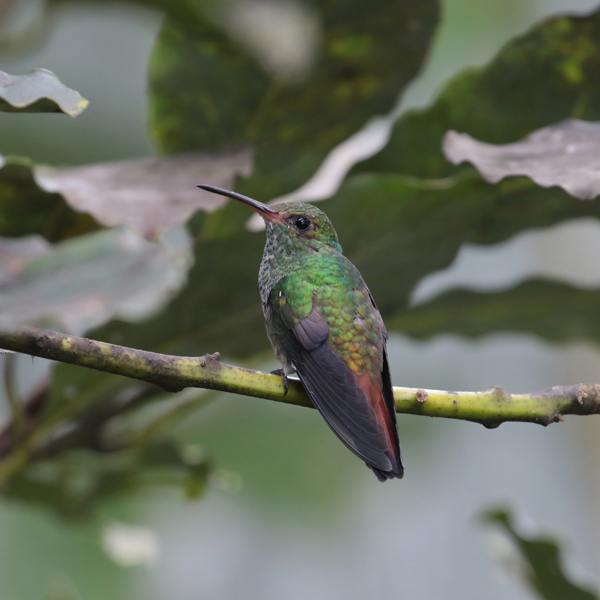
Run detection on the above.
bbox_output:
[148,0,439,200]
[392,280,600,344]
[0,228,189,333]
[356,9,600,179]
[482,508,598,600]
[2,440,210,517]
[321,172,600,319]
[0,68,88,116]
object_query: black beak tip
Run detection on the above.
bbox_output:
[196,184,278,216]
[197,184,220,193]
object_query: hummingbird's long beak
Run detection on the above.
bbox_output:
[197,185,282,223]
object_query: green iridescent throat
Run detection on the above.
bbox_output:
[258,202,343,304]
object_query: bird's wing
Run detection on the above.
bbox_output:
[269,292,397,474]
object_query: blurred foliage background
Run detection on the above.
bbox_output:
[2,0,600,598]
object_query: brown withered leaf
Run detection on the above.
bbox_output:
[443,120,600,200]
[36,148,253,239]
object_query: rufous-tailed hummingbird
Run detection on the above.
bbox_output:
[198,185,404,481]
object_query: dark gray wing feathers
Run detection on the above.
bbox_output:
[292,309,330,350]
[277,308,393,471]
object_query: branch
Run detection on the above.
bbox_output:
[1,326,599,428]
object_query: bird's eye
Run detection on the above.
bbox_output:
[293,216,311,231]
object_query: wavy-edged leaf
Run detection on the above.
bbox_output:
[357,9,600,179]
[148,0,439,200]
[322,173,600,319]
[0,68,88,116]
[0,151,252,242]
[482,508,598,600]
[37,148,253,239]
[444,120,600,201]
[0,228,189,333]
[392,280,600,344]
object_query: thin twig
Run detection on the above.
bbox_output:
[2,353,25,432]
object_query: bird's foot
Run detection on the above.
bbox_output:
[270,368,289,395]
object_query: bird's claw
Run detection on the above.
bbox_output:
[271,368,289,395]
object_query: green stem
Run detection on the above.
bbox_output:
[0,326,598,429]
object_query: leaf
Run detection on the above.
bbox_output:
[0,228,189,333]
[37,148,253,239]
[482,508,598,600]
[0,155,100,243]
[391,280,600,344]
[83,227,269,358]
[356,9,600,179]
[2,440,210,517]
[0,68,88,116]
[321,173,600,320]
[443,120,600,200]
[0,234,49,270]
[148,0,439,200]
[0,151,252,242]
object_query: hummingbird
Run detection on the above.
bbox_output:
[197,185,404,481]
